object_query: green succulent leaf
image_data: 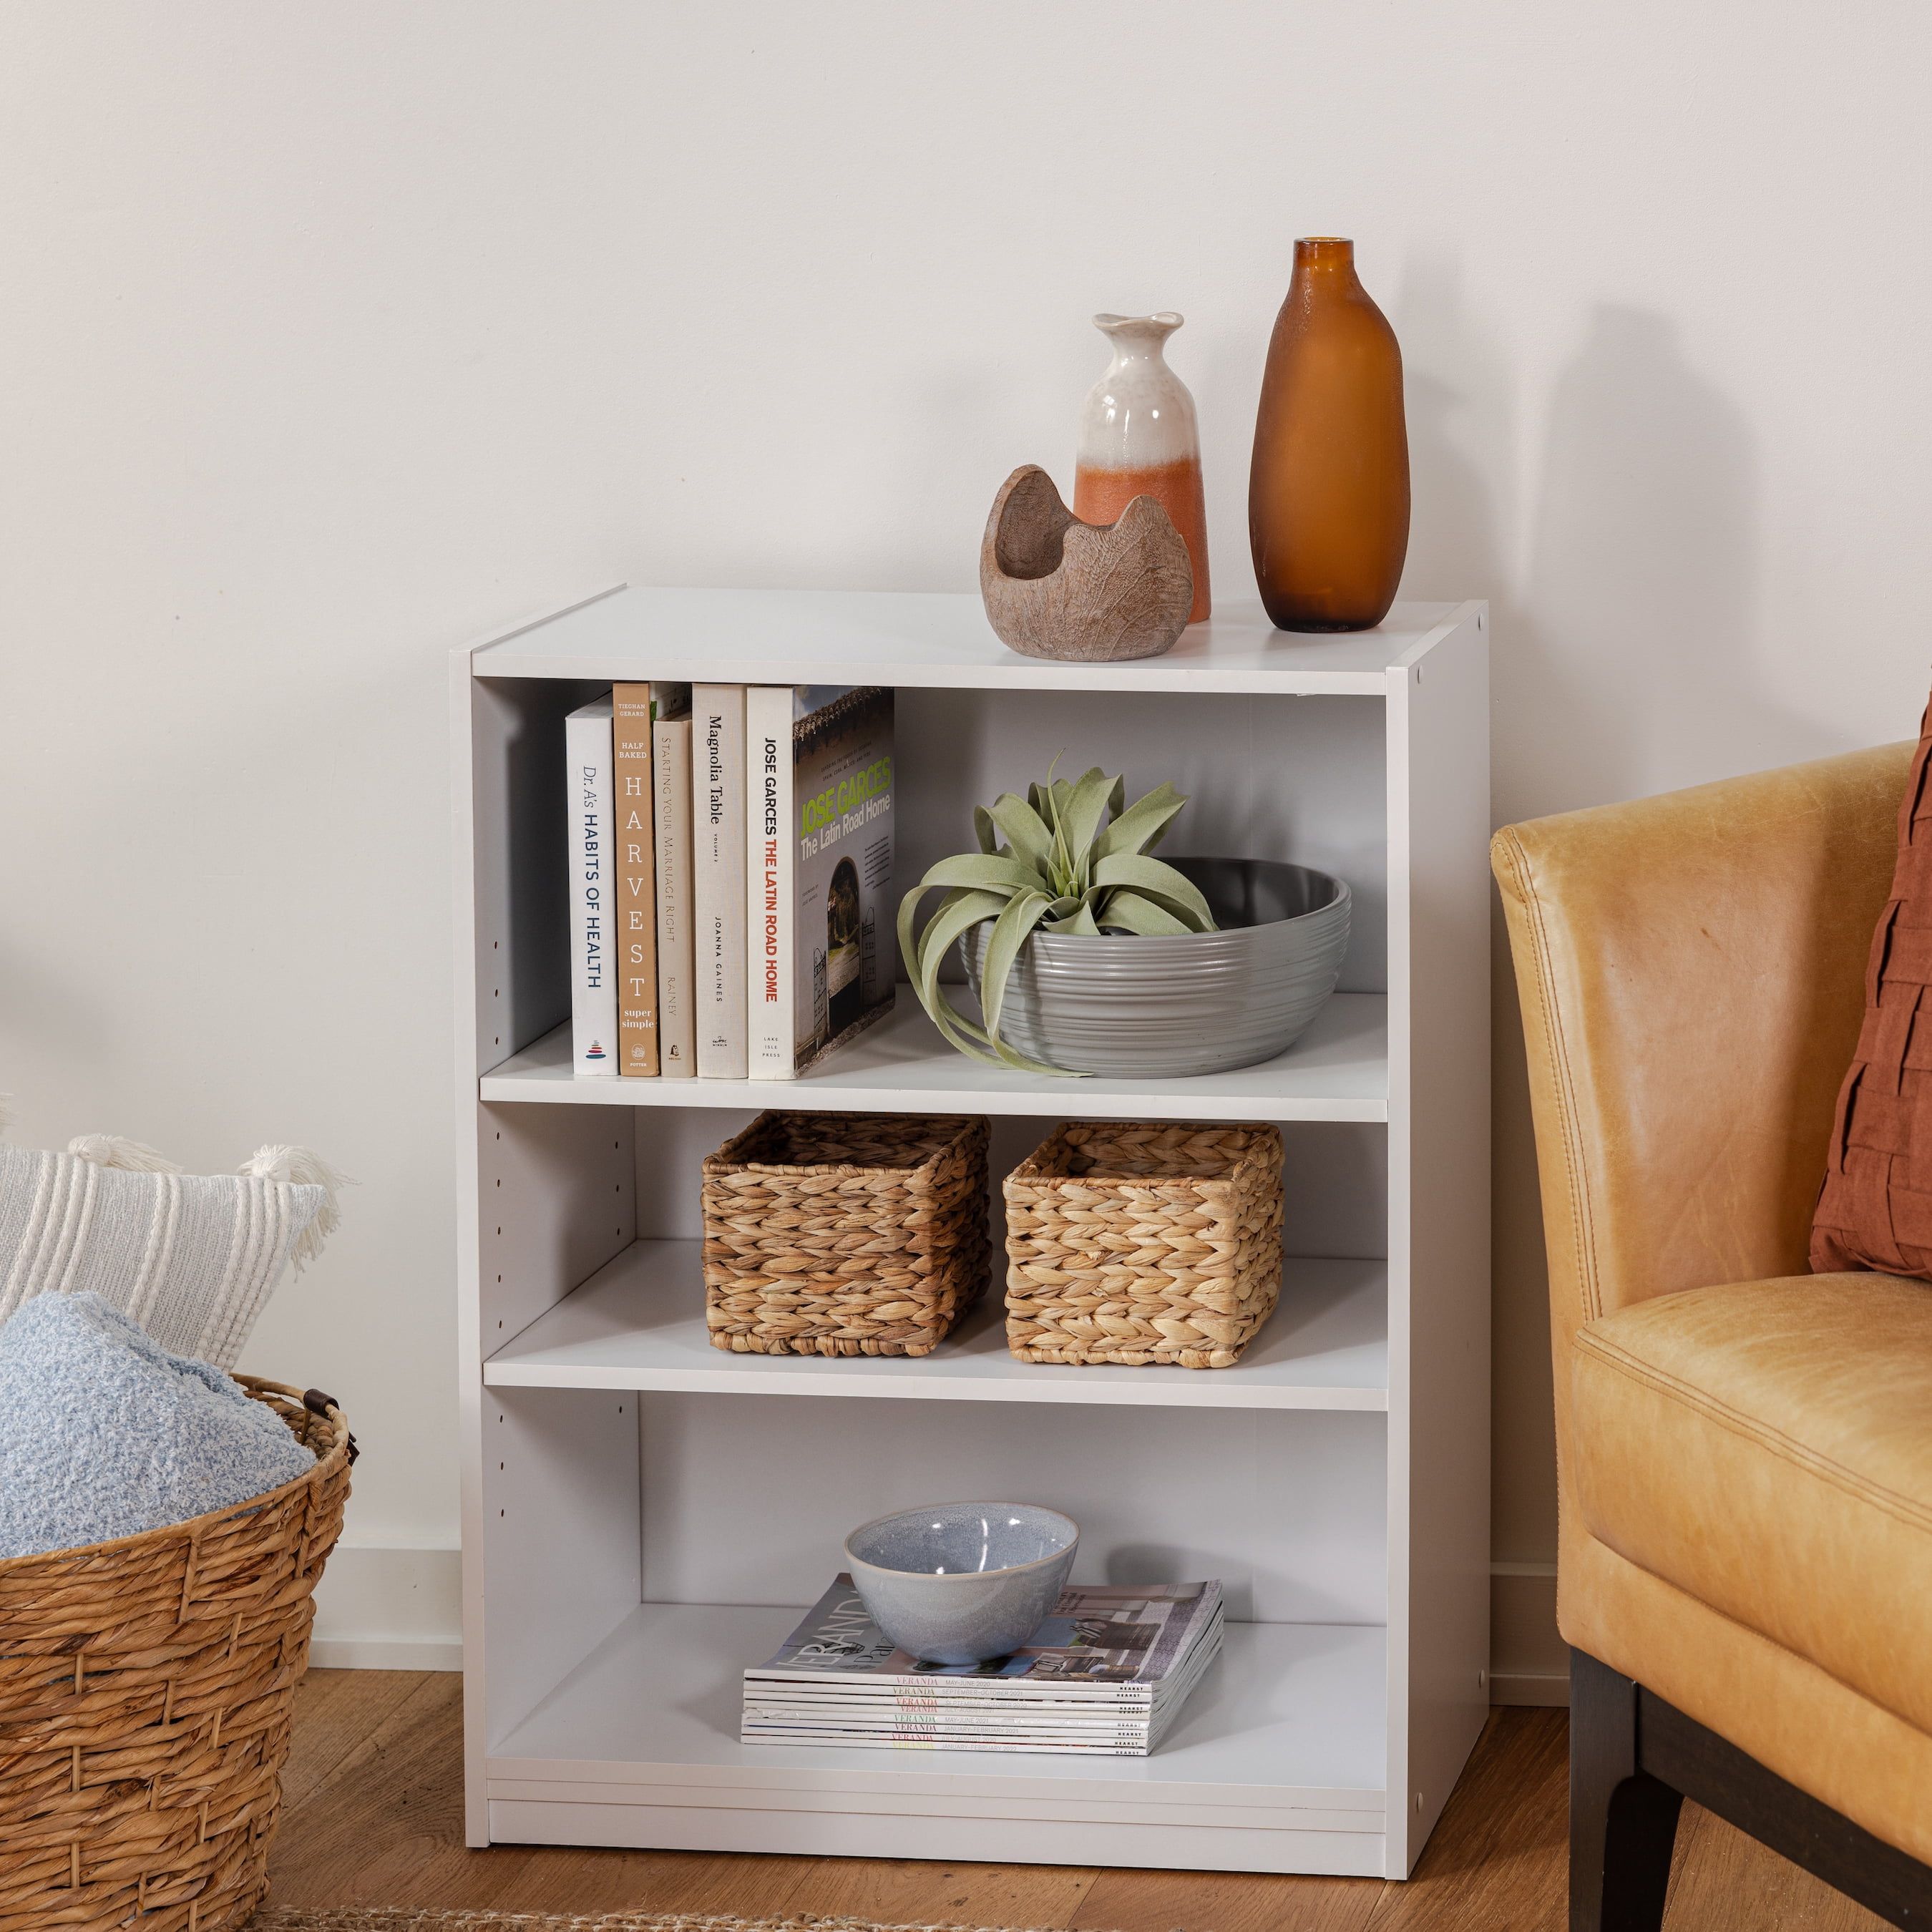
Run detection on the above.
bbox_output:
[972,805,998,856]
[985,793,1055,869]
[1091,852,1215,930]
[1044,898,1103,937]
[1094,779,1188,859]
[912,852,1047,897]
[897,885,1003,1061]
[1096,890,1195,936]
[977,889,1055,1060]
[1058,769,1115,887]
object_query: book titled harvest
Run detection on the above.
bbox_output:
[611,685,659,1077]
[564,693,618,1078]
[745,686,894,1079]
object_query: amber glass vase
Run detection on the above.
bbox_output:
[1249,238,1409,631]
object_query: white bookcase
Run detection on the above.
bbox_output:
[452,585,1490,1879]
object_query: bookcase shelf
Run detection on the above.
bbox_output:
[486,1604,1390,1875]
[484,1241,1390,1410]
[481,994,1390,1122]
[454,585,1491,1881]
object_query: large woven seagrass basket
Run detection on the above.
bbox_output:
[701,1111,991,1357]
[1004,1121,1285,1368]
[0,1377,352,1932]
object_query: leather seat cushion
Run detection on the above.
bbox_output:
[1573,1271,1932,1735]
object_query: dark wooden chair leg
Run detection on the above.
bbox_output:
[1570,1649,1685,1932]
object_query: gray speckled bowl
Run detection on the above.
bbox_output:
[961,857,1351,1078]
[844,1502,1079,1666]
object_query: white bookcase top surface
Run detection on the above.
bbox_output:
[485,1242,1389,1411]
[469,585,1477,695]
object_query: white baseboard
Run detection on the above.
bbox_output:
[311,1543,463,1672]
[1491,1560,1566,1706]
[306,1546,1568,1697]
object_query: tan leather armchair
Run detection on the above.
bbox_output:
[1493,741,1932,1930]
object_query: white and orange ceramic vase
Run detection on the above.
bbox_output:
[1073,312,1211,624]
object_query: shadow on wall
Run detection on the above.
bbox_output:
[1515,301,1823,819]
[1395,254,1562,1571]
[1398,282,1839,1576]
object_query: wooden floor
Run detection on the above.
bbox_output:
[268,1669,1888,1930]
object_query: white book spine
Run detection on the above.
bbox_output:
[692,686,747,1078]
[653,712,696,1077]
[746,686,795,1080]
[565,696,618,1077]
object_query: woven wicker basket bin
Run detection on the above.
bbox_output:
[701,1111,991,1358]
[1004,1121,1285,1369]
[0,1377,352,1932]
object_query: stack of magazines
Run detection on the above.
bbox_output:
[741,1577,1223,1756]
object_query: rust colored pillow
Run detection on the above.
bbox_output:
[1814,711,1932,1276]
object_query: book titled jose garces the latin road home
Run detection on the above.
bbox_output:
[692,685,748,1078]
[565,694,618,1077]
[746,686,894,1079]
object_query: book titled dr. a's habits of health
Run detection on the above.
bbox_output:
[565,695,618,1076]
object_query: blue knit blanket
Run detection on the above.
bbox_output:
[0,1292,315,1560]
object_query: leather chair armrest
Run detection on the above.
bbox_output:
[1492,743,1908,1502]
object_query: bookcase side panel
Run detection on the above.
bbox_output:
[472,673,609,1074]
[1383,606,1492,1876]
[465,1101,640,1850]
[464,651,645,1843]
[482,1383,642,1764]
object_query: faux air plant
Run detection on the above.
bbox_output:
[897,766,1216,1075]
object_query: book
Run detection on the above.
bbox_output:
[611,685,659,1077]
[564,695,618,1077]
[652,684,695,1078]
[745,686,895,1079]
[742,1578,1223,1755]
[691,686,747,1078]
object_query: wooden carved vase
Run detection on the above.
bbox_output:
[1249,238,1409,632]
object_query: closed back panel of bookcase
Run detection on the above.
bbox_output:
[635,1392,1389,1626]
[894,688,1387,995]
[625,1111,1388,1259]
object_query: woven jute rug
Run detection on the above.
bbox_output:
[250,1913,1075,1931]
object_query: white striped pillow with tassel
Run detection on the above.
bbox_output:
[0,1134,349,1367]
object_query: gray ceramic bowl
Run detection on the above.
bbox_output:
[961,857,1351,1078]
[844,1502,1079,1666]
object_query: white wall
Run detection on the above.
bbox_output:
[6,1,1928,1674]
